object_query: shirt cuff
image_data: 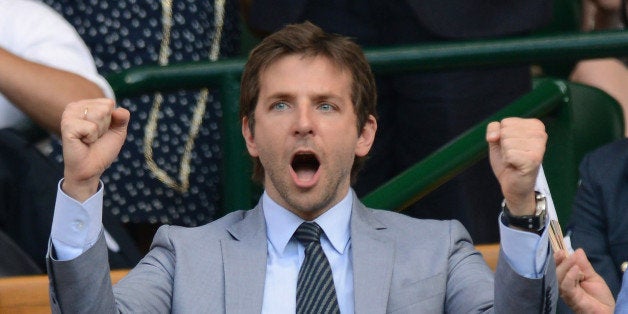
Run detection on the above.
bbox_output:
[499,212,550,278]
[617,271,628,309]
[50,179,104,260]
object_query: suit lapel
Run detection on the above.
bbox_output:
[222,205,268,314]
[351,196,395,313]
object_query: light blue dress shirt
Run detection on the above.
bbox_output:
[261,191,353,313]
[51,181,550,311]
[615,271,628,313]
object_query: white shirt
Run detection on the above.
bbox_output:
[0,0,113,129]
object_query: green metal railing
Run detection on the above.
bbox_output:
[106,30,628,215]
[361,80,566,210]
[109,30,628,95]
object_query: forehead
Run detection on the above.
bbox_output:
[264,53,345,73]
[258,54,352,94]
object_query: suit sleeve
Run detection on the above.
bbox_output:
[47,233,117,313]
[48,226,177,313]
[493,248,557,313]
[444,221,556,313]
[443,220,494,313]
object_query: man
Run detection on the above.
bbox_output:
[555,138,628,314]
[47,22,556,313]
[565,138,628,298]
[243,0,553,244]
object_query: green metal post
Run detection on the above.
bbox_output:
[219,74,252,214]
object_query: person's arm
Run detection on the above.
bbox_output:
[46,99,129,312]
[498,218,550,278]
[486,118,557,312]
[0,0,114,136]
[570,58,628,137]
[49,179,104,261]
[59,99,128,201]
[486,118,546,223]
[555,248,615,313]
[0,47,105,136]
[48,99,128,258]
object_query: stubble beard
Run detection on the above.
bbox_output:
[268,167,350,219]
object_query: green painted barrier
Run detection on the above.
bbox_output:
[106,30,628,217]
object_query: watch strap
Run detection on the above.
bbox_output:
[501,192,547,231]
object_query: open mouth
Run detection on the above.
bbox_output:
[291,153,320,182]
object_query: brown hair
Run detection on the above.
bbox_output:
[240,21,377,184]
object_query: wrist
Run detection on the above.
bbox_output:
[503,191,538,216]
[501,192,547,232]
[61,178,99,202]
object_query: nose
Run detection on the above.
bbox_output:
[293,105,314,136]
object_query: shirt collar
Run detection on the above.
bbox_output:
[263,190,353,256]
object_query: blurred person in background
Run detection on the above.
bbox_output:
[0,0,112,137]
[570,0,628,136]
[564,139,628,299]
[558,2,628,309]
[0,0,140,274]
[43,0,242,250]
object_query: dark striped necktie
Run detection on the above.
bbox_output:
[294,222,340,314]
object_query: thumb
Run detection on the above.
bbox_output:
[486,121,502,173]
[94,107,130,154]
[110,107,130,133]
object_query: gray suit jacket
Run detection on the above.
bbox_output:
[48,193,556,313]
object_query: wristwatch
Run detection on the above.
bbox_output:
[501,192,547,232]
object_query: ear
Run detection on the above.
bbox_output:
[242,116,259,157]
[355,114,377,157]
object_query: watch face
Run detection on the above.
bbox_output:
[535,193,547,216]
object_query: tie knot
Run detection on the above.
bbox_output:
[294,222,323,245]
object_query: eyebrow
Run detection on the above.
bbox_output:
[262,92,344,103]
[263,92,294,102]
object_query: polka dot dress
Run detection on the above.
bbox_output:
[43,0,240,226]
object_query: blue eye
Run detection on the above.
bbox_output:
[319,103,334,112]
[272,102,288,111]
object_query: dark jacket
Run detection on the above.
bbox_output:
[568,138,628,297]
[0,128,141,273]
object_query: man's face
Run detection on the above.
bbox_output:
[242,54,376,220]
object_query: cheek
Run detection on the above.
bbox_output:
[332,137,360,163]
[254,135,283,161]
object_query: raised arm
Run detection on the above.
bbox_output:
[486,117,546,218]
[486,118,557,313]
[60,99,129,201]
